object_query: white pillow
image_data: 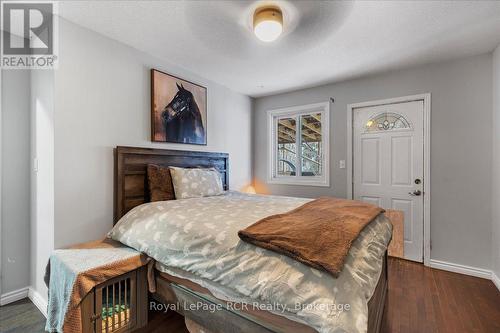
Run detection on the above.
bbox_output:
[169,167,224,199]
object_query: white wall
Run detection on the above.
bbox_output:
[253,54,493,270]
[53,19,252,248]
[493,45,500,281]
[30,69,55,302]
[1,68,31,295]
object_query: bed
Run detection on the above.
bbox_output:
[112,146,390,333]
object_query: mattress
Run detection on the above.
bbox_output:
[108,191,392,333]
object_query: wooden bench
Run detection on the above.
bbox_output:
[384,209,404,259]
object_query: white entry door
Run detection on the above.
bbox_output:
[353,100,424,262]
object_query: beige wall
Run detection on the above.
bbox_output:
[492,45,500,280]
[53,19,253,249]
[253,54,493,270]
[1,68,31,295]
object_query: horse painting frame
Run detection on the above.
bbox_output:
[151,69,207,145]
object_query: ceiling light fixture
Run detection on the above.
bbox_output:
[253,6,283,42]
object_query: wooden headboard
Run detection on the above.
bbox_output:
[114,146,229,223]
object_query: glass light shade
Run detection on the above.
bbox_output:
[253,7,283,42]
[244,185,257,194]
[254,20,283,42]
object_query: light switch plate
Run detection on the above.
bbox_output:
[339,160,346,169]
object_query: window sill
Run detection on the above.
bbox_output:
[267,178,330,187]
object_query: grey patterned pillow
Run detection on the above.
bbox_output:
[169,167,224,199]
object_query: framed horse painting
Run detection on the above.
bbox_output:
[151,69,207,144]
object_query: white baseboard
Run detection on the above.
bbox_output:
[429,259,492,279]
[28,287,48,318]
[492,272,500,291]
[0,287,29,306]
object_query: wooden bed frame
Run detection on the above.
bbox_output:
[114,146,229,222]
[114,146,387,333]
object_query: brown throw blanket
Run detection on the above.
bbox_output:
[238,197,384,277]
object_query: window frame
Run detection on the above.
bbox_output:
[267,102,330,187]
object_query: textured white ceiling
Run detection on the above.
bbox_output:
[59,0,500,97]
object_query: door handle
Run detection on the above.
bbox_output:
[409,190,422,196]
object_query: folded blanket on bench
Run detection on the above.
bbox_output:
[44,238,154,333]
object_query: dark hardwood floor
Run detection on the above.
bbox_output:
[1,258,499,333]
[0,298,45,333]
[382,258,500,333]
[134,311,189,333]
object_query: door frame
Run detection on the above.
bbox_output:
[347,93,431,266]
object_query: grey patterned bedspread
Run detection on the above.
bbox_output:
[108,192,392,333]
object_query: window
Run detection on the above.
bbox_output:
[268,102,329,186]
[365,112,411,132]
